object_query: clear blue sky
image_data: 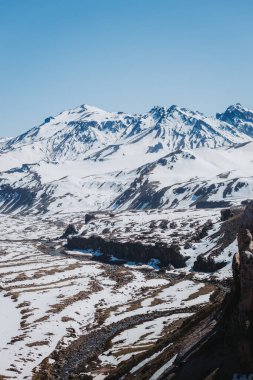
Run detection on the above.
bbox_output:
[0,0,253,136]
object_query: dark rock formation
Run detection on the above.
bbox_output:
[159,201,253,379]
[159,220,168,230]
[85,213,95,224]
[60,224,78,239]
[195,200,231,209]
[184,241,192,249]
[231,200,253,374]
[240,201,253,231]
[66,235,187,268]
[44,116,54,124]
[193,254,227,272]
[102,228,110,234]
[191,219,213,242]
[220,208,234,221]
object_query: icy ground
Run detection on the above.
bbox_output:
[0,209,234,379]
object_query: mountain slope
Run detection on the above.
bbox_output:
[0,104,251,171]
[0,142,252,214]
[217,103,253,137]
[0,103,252,214]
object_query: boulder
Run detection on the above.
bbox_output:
[184,241,192,249]
[159,220,168,230]
[193,254,227,272]
[170,221,177,229]
[221,208,234,221]
[60,224,78,239]
[84,213,95,224]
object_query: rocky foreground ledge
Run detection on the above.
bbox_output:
[158,200,253,379]
[63,203,253,379]
[26,204,253,380]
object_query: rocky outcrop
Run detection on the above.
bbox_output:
[220,208,234,221]
[232,203,253,308]
[191,219,213,242]
[85,213,95,224]
[155,201,253,379]
[66,235,187,268]
[60,224,78,239]
[233,201,253,340]
[240,200,253,231]
[193,254,227,272]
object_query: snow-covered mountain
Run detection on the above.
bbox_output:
[217,103,253,138]
[0,103,251,170]
[0,136,10,148]
[0,103,252,214]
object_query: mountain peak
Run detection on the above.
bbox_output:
[217,103,252,118]
[147,106,166,121]
[149,105,166,114]
[227,103,245,111]
[167,104,179,112]
[166,105,204,120]
[1,101,253,166]
[216,103,253,138]
[75,103,109,114]
[219,103,252,114]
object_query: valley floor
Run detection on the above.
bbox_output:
[0,210,234,379]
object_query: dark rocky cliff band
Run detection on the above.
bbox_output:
[66,235,187,269]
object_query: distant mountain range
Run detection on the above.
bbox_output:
[0,103,252,214]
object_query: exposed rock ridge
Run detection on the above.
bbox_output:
[231,200,253,375]
[66,235,187,268]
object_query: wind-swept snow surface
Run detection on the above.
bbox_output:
[0,212,219,379]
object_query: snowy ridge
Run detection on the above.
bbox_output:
[217,103,253,137]
[0,103,252,168]
[0,103,253,214]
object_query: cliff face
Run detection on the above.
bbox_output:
[234,201,253,321]
[232,201,253,374]
[239,248,253,313]
[66,235,187,268]
[154,202,253,380]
